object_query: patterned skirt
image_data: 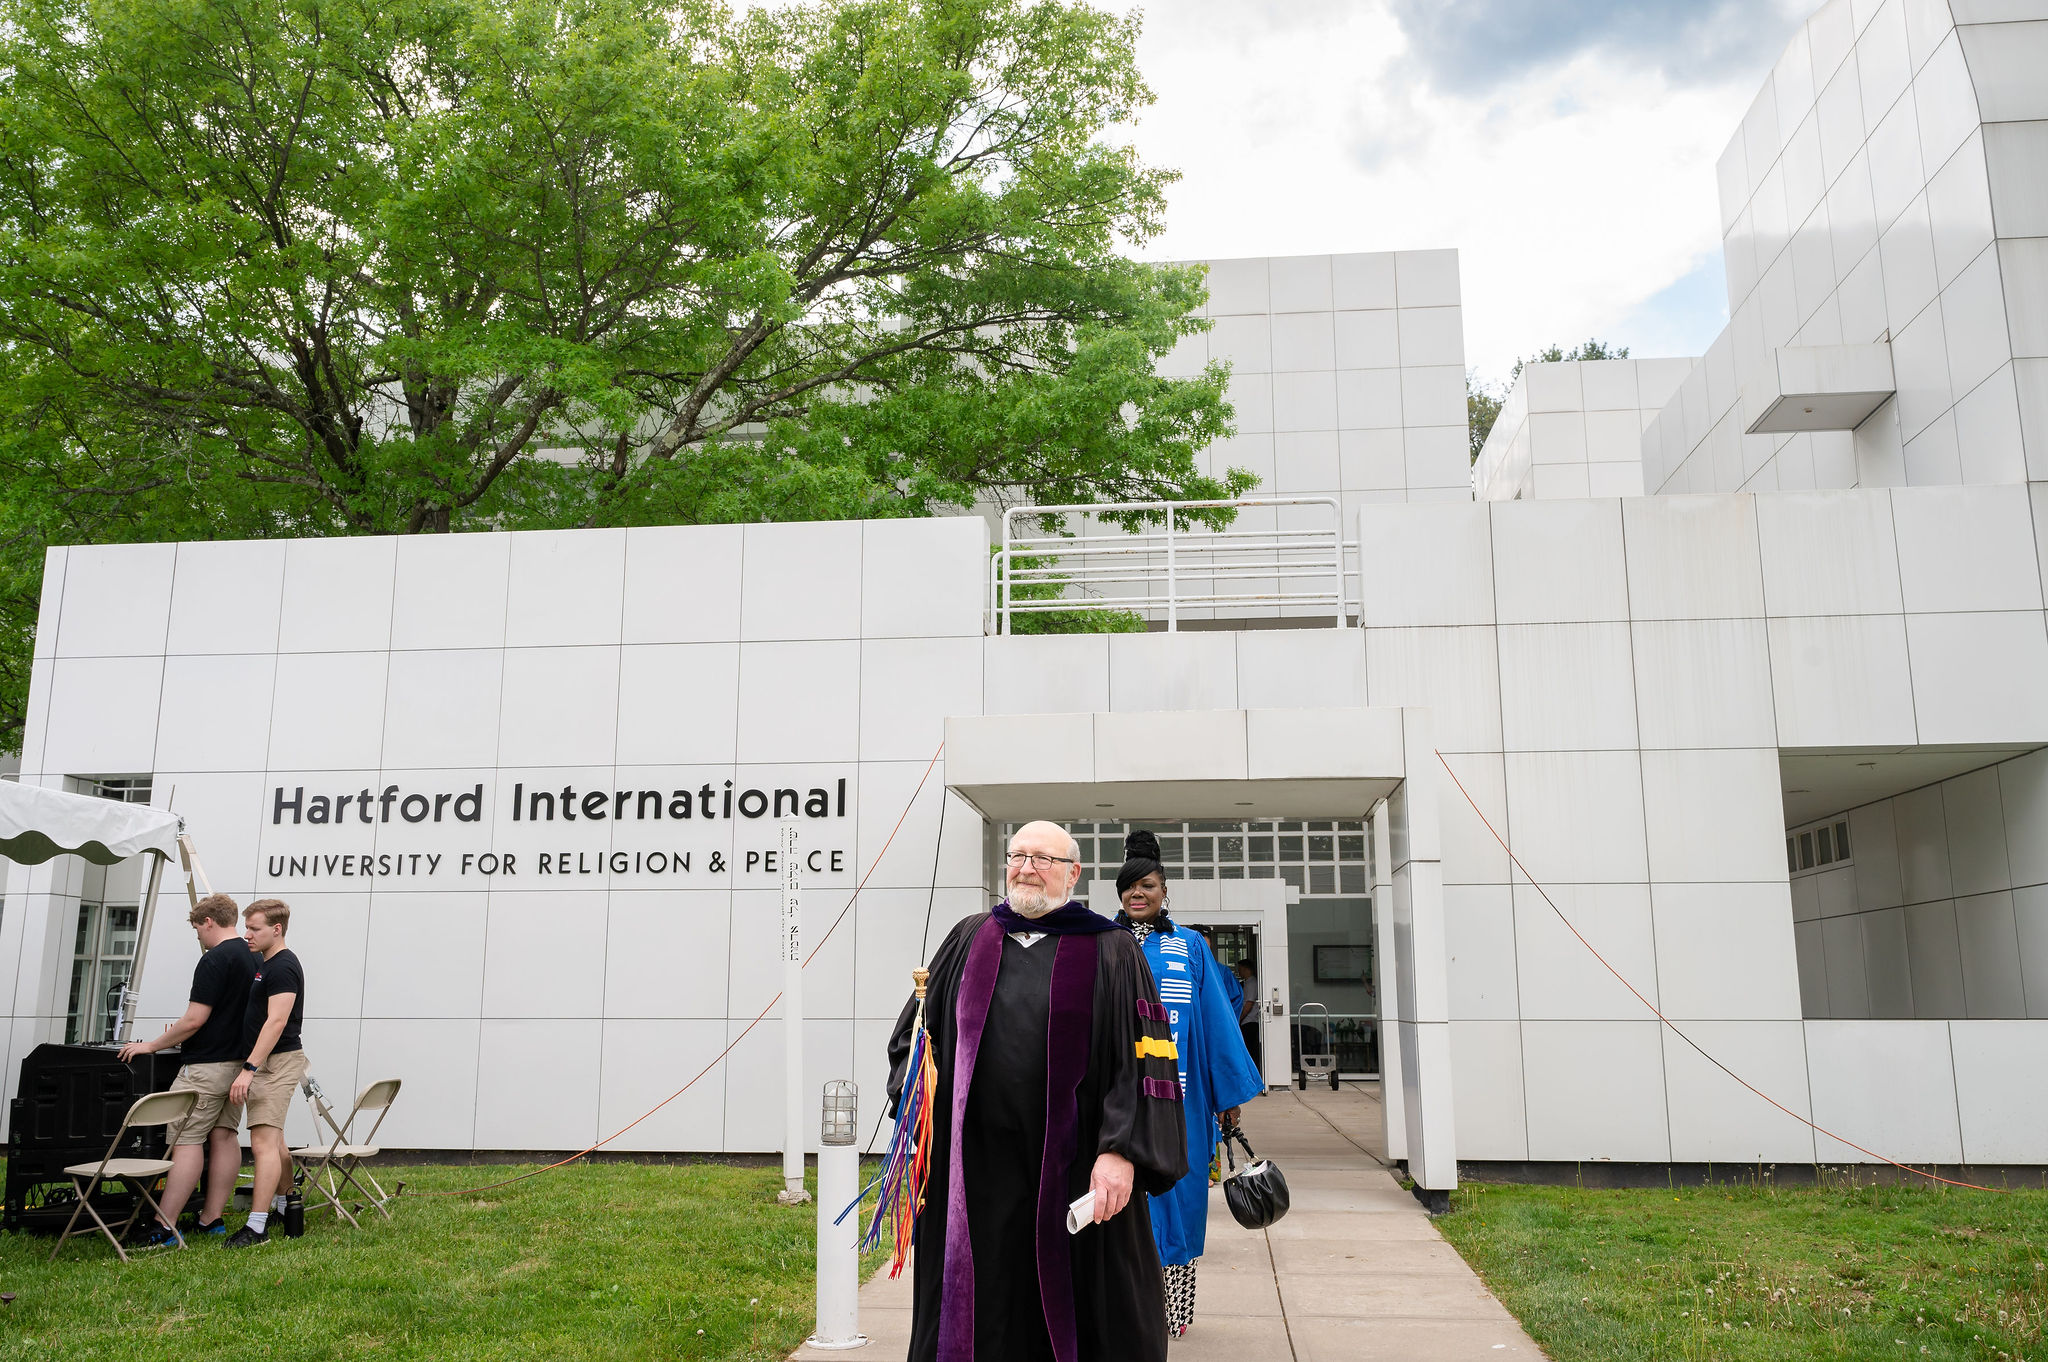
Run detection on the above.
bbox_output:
[1163,1260,1198,1337]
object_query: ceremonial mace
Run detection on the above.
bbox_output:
[843,966,935,1277]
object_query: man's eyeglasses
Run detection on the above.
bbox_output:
[1004,851,1076,870]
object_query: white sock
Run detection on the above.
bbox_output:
[272,1194,288,1213]
[246,1211,269,1234]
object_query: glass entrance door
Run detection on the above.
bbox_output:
[1287,896,1378,1079]
[1187,923,1263,1070]
[62,848,148,1045]
[66,899,138,1044]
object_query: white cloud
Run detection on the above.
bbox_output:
[1105,0,1803,383]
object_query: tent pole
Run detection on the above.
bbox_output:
[177,832,209,909]
[115,852,167,1045]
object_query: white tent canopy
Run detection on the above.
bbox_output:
[0,781,187,1043]
[0,780,180,866]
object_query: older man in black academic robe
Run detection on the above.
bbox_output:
[888,819,1188,1362]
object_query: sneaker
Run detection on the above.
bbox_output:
[223,1225,270,1249]
[128,1223,183,1251]
[193,1218,228,1237]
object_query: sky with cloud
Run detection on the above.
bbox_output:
[1099,0,1813,386]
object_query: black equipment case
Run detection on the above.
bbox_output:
[6,1043,184,1233]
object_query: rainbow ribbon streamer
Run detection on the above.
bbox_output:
[836,991,937,1278]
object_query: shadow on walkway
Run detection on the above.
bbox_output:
[792,1082,1545,1360]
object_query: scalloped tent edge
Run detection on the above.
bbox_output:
[0,780,180,866]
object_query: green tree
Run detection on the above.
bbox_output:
[1467,370,1503,465]
[1508,337,1631,382]
[990,550,1146,635]
[0,0,1247,745]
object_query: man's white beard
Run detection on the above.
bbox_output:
[1008,882,1060,918]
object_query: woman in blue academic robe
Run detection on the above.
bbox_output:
[1113,830,1267,1339]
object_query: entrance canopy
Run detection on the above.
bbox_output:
[942,708,1405,822]
[0,781,180,866]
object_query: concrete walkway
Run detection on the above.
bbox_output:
[792,1084,1545,1360]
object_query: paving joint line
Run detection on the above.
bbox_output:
[1261,1221,1301,1362]
[1291,1087,1394,1169]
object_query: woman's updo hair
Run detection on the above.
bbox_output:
[1116,829,1165,895]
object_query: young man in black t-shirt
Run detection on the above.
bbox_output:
[118,893,257,1249]
[225,899,307,1248]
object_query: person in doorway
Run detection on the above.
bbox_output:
[1232,960,1263,1066]
[1113,830,1266,1340]
[117,893,257,1248]
[225,899,305,1248]
[887,819,1188,1361]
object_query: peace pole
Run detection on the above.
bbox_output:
[777,818,812,1206]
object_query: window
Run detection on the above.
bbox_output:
[1787,816,1854,880]
[81,777,152,804]
[62,776,153,1043]
[1009,816,1374,912]
[66,886,139,1043]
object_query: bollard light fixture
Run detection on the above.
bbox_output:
[821,1080,857,1146]
[810,1078,865,1348]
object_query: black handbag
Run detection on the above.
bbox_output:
[1219,1121,1290,1229]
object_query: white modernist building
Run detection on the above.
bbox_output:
[6,0,2048,1190]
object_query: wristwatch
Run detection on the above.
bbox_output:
[243,1062,259,1072]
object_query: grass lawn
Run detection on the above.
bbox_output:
[1437,1178,2048,1361]
[0,1160,886,1361]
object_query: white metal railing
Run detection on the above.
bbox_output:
[992,496,1351,634]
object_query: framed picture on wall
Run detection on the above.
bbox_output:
[1313,944,1371,983]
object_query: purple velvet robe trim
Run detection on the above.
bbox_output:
[991,899,1119,936]
[937,915,1005,1362]
[1035,931,1099,1362]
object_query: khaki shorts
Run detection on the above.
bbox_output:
[244,1048,309,1130]
[164,1060,244,1146]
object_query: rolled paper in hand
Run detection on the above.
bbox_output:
[1065,1189,1096,1234]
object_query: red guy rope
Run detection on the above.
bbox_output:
[1433,749,2003,1194]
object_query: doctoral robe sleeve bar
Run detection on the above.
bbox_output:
[1093,929,1188,1198]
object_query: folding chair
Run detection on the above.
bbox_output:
[290,1078,401,1229]
[49,1089,199,1263]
